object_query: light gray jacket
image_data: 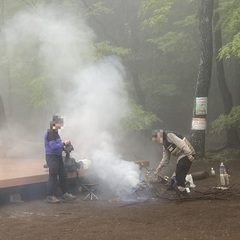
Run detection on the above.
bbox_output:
[157,133,195,169]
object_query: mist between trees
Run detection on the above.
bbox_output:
[0,0,239,164]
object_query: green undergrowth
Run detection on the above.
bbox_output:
[206,148,240,164]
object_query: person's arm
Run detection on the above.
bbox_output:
[49,139,64,150]
[155,146,171,173]
[167,133,194,161]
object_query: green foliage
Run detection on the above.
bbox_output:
[219,0,240,35]
[2,39,52,110]
[86,2,113,16]
[219,32,240,59]
[149,31,192,53]
[207,148,240,164]
[217,0,240,59]
[211,106,240,134]
[152,82,177,96]
[24,77,52,109]
[174,14,197,28]
[122,101,160,131]
[139,0,177,30]
[94,41,131,58]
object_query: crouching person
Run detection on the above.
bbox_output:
[152,129,195,196]
[44,115,77,203]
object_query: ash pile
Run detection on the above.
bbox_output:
[113,169,169,203]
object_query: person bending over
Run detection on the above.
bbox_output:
[152,129,195,195]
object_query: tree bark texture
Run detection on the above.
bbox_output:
[0,95,7,130]
[132,71,146,108]
[0,95,9,157]
[234,58,240,105]
[191,0,214,159]
[213,0,239,147]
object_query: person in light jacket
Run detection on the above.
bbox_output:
[152,129,195,194]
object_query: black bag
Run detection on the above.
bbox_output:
[63,156,80,172]
[62,142,80,172]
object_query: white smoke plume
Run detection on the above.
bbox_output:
[63,57,141,193]
[1,3,141,194]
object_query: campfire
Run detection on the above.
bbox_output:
[109,166,170,203]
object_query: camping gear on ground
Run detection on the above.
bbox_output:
[76,157,92,169]
[63,142,80,173]
[211,167,216,176]
[219,162,229,186]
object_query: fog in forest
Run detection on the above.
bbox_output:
[1,0,238,196]
[0,3,143,192]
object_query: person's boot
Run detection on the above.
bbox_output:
[45,195,61,204]
[166,182,174,191]
[176,185,190,199]
[62,192,77,201]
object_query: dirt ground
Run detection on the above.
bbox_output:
[1,158,240,240]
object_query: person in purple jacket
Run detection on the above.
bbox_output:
[44,115,77,204]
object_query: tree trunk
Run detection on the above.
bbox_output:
[213,0,239,147]
[1,0,12,118]
[0,95,7,130]
[132,71,145,108]
[233,58,240,105]
[0,95,9,158]
[191,0,214,159]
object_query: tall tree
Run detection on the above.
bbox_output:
[213,0,239,147]
[139,0,199,131]
[0,95,9,157]
[0,0,12,117]
[218,0,240,106]
[0,95,7,130]
[191,0,214,159]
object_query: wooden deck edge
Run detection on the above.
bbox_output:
[0,169,89,189]
[0,160,150,189]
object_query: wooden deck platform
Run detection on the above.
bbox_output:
[0,159,149,189]
[0,158,87,189]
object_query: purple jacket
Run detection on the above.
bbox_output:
[44,129,64,156]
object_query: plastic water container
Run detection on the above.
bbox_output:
[210,167,216,176]
[219,162,229,186]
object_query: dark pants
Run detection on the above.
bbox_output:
[46,154,67,196]
[175,156,192,188]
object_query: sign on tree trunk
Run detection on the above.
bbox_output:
[191,0,214,159]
